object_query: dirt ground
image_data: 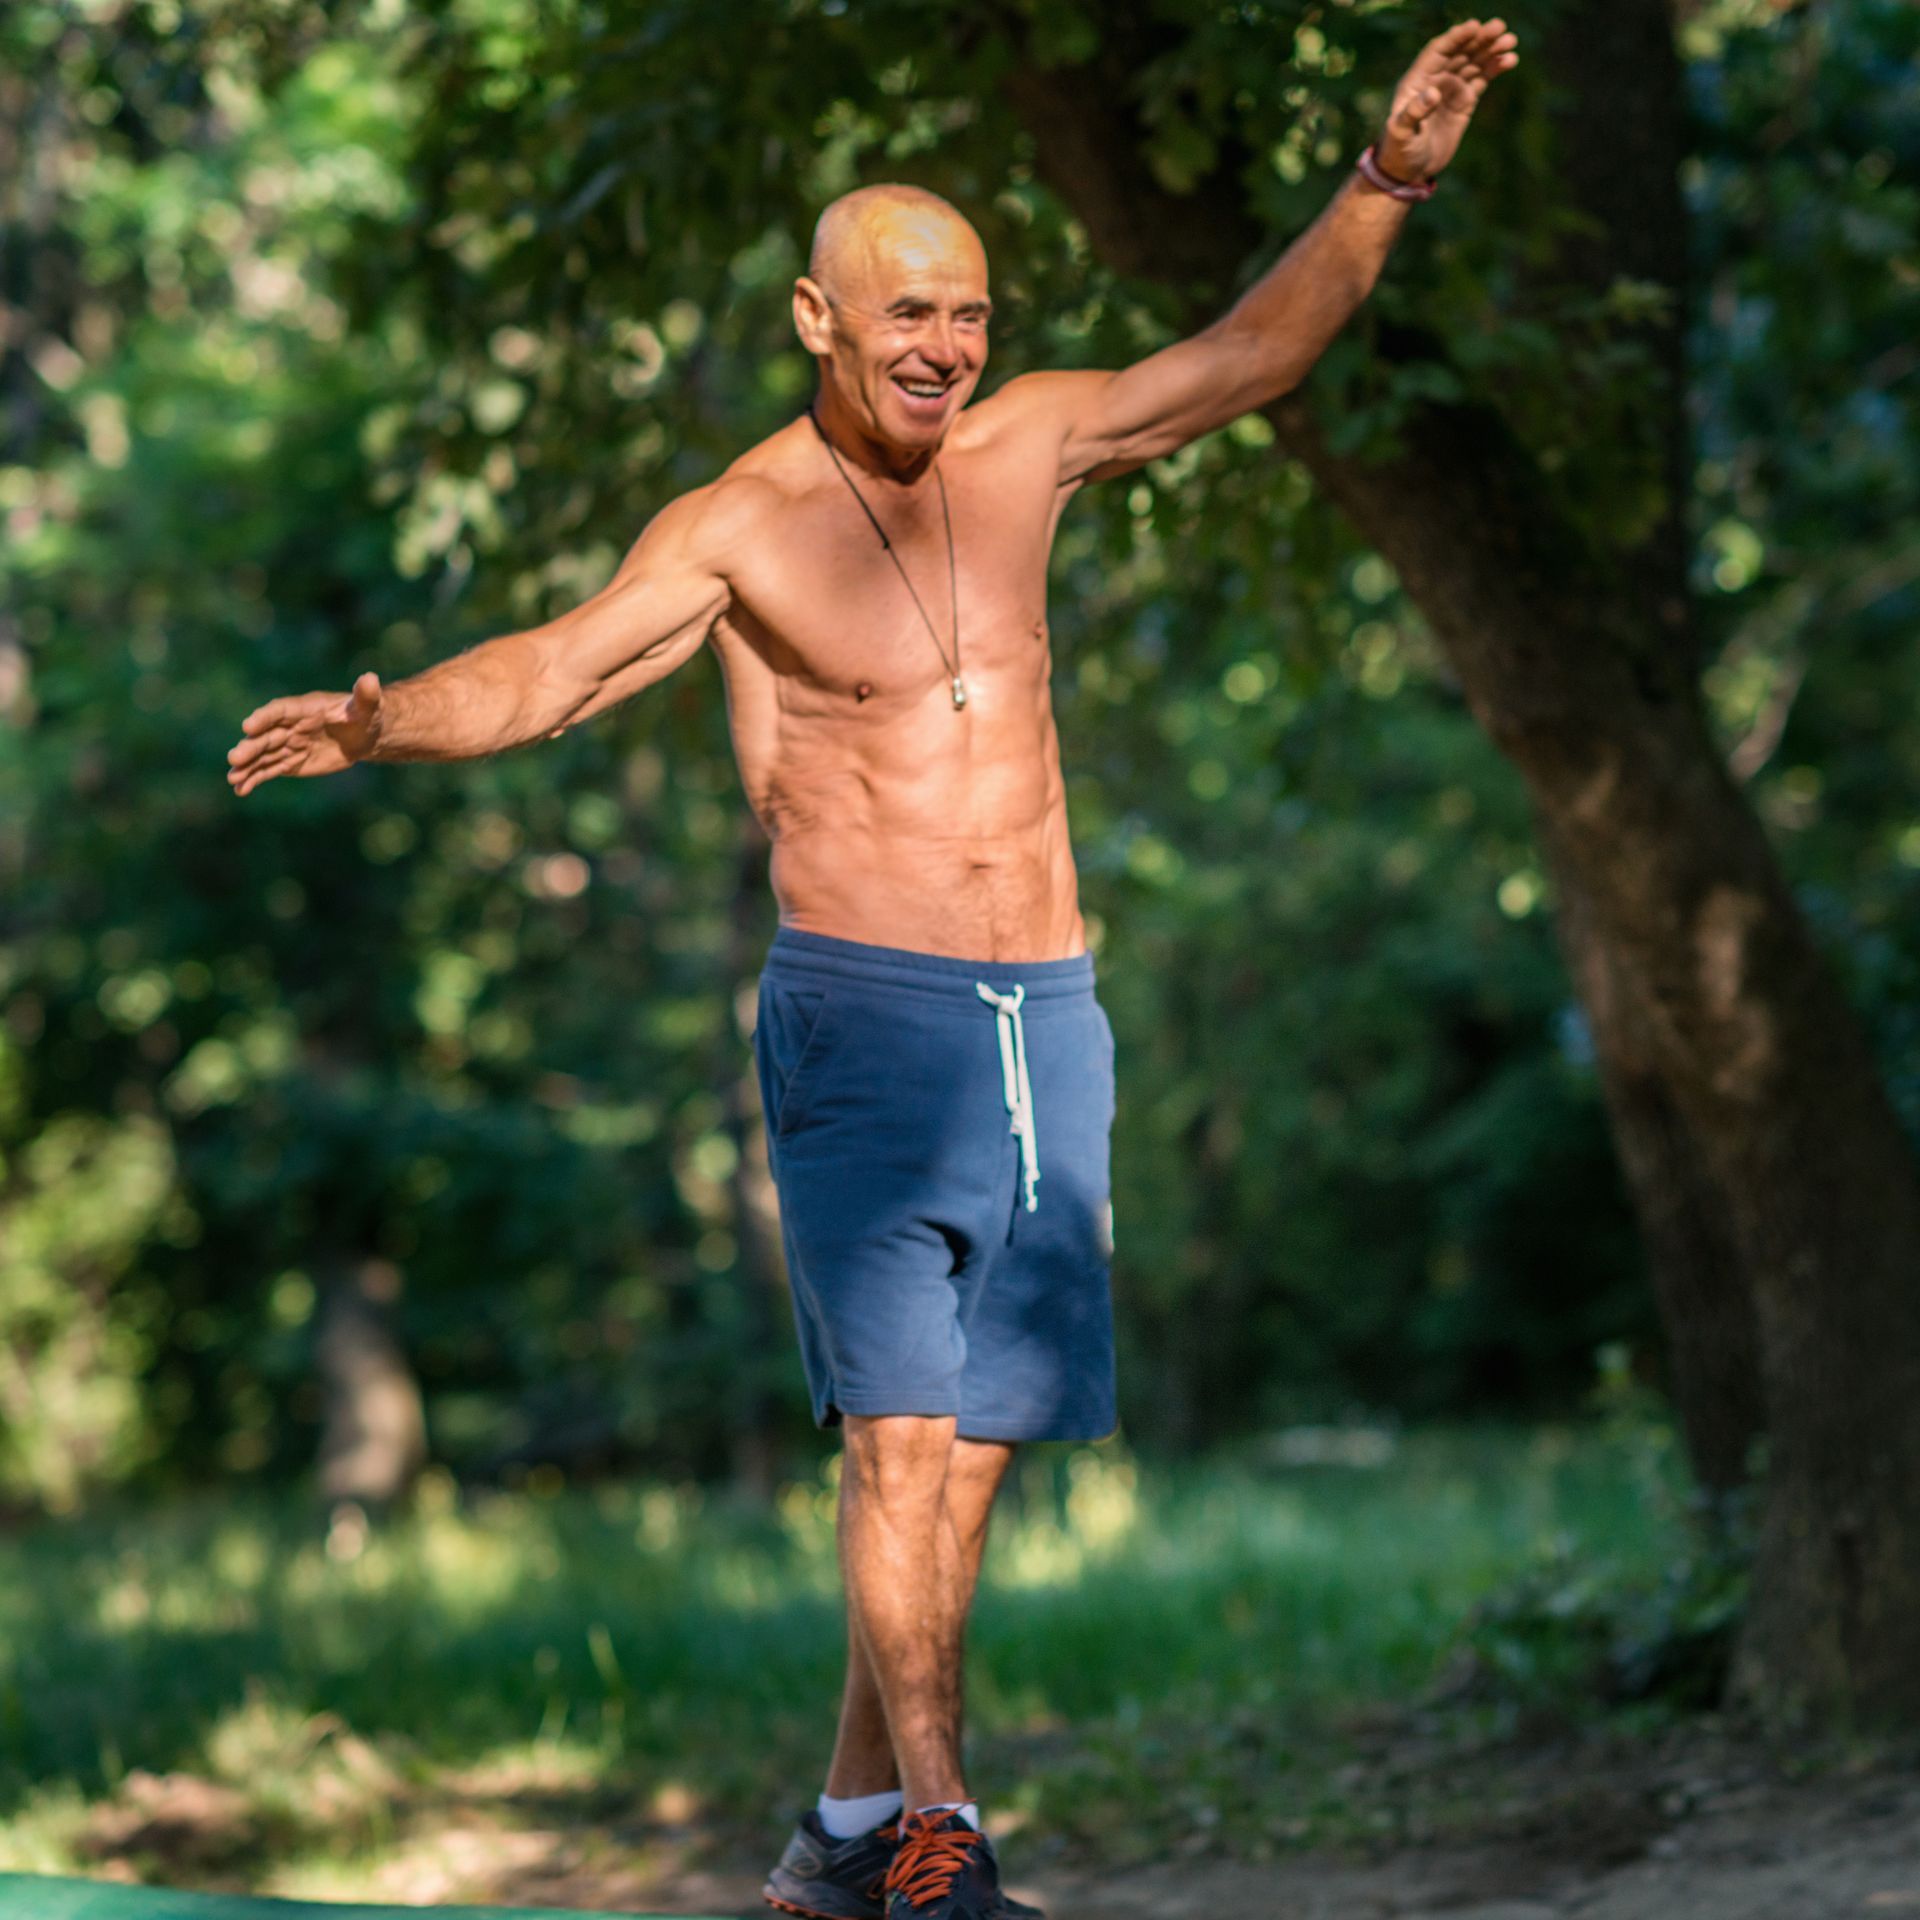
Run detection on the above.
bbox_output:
[74,1713,1920,1919]
[463,1717,1920,1920]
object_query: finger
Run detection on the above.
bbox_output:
[240,696,320,736]
[231,749,282,793]
[1396,82,1443,130]
[234,746,300,795]
[1445,36,1491,73]
[1454,20,1506,56]
[1428,20,1483,56]
[240,691,332,736]
[347,670,383,722]
[229,720,304,762]
[228,722,304,767]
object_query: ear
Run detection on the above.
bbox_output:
[792,276,834,356]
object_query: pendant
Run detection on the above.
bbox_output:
[951,676,969,710]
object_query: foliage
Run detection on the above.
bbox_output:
[1441,1521,1749,1717]
[0,1110,177,1511]
[3,0,1917,1500]
[1686,0,1920,1138]
[0,1425,1686,1873]
[1439,1355,1756,1716]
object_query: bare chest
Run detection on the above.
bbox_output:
[718,458,1060,706]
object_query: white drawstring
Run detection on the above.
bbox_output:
[975,981,1040,1212]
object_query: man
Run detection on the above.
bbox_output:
[227,20,1517,1917]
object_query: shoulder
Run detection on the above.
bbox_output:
[959,369,1116,443]
[953,372,1121,489]
[639,458,791,573]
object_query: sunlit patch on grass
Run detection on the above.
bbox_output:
[1,1425,1695,1895]
[994,1449,1143,1588]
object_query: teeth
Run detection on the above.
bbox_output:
[900,381,944,397]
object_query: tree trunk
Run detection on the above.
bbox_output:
[314,1253,427,1508]
[1003,0,1920,1722]
[1541,831,1765,1501]
[998,15,1760,1501]
[1269,393,1920,1723]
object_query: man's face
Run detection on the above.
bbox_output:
[797,209,991,455]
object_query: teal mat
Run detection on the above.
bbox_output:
[0,1877,725,1919]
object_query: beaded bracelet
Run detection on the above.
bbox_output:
[1356,143,1438,203]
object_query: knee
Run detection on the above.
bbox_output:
[842,1413,957,1514]
[946,1438,1015,1546]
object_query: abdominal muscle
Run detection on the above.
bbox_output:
[770,816,1085,962]
[744,692,1088,963]
[709,450,1089,962]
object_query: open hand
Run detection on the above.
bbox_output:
[227,670,384,796]
[1377,18,1519,183]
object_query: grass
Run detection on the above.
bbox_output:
[0,1421,1696,1898]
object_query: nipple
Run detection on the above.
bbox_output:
[855,682,873,702]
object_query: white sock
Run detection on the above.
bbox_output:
[818,1787,905,1839]
[916,1800,982,1832]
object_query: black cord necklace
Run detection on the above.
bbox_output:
[807,405,967,710]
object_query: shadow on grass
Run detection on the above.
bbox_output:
[3,1426,1703,1894]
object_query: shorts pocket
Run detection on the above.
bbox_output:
[762,981,840,1142]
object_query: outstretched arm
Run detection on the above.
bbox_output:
[1047,17,1519,485]
[227,484,735,795]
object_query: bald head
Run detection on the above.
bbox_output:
[795,183,991,461]
[808,184,985,301]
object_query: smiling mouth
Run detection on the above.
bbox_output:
[893,376,949,400]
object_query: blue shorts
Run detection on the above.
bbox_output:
[753,928,1119,1444]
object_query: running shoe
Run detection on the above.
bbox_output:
[883,1808,1006,1919]
[762,1810,1044,1920]
[764,1811,899,1920]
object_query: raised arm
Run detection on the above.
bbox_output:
[226,482,739,795]
[1047,17,1518,486]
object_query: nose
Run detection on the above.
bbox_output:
[923,316,960,370]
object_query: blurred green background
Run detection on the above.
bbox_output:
[6,0,1920,1898]
[5,0,1916,1512]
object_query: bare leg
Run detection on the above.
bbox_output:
[826,1417,1016,1807]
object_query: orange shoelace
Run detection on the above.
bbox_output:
[883,1812,985,1906]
